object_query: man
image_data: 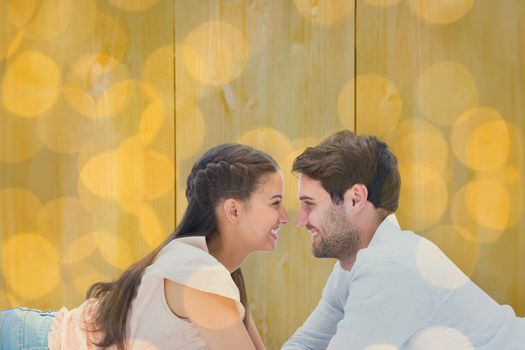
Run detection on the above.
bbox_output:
[282,130,524,349]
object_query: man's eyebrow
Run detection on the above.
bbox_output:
[298,196,314,201]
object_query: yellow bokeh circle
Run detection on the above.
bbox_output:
[183,21,249,86]
[64,54,132,119]
[384,119,448,174]
[115,137,173,213]
[109,0,160,12]
[338,74,402,136]
[408,0,474,25]
[465,180,509,231]
[424,225,479,277]
[237,127,292,162]
[418,61,478,125]
[64,231,132,290]
[93,231,133,270]
[80,151,120,200]
[396,163,448,231]
[451,180,508,243]
[80,136,174,215]
[2,50,62,117]
[9,0,74,41]
[63,233,98,264]
[294,0,354,26]
[2,233,61,300]
[451,107,509,171]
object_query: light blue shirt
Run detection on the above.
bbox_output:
[282,215,525,349]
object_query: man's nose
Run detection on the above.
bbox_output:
[295,207,308,227]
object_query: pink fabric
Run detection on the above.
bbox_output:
[48,298,106,349]
[48,237,244,350]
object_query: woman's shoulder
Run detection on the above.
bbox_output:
[147,237,240,298]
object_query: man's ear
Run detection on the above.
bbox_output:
[344,184,368,211]
[223,198,240,223]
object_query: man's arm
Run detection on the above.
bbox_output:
[282,264,347,350]
[326,261,434,349]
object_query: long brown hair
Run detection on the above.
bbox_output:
[87,143,279,350]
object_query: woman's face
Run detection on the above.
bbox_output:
[238,170,288,252]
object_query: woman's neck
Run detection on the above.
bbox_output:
[207,234,250,273]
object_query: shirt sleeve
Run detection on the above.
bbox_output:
[326,261,435,349]
[282,266,346,350]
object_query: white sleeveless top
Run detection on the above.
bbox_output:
[127,236,245,349]
[48,236,244,349]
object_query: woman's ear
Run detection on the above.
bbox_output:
[222,198,240,223]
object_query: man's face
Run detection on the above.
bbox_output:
[296,175,360,260]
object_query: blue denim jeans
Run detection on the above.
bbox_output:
[0,307,56,350]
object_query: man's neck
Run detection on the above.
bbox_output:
[339,255,357,271]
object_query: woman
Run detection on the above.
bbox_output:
[0,143,288,350]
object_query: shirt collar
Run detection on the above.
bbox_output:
[367,213,401,248]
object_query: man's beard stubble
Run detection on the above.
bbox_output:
[313,204,360,261]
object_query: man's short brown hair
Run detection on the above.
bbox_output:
[292,130,400,213]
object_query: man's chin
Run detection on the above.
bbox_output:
[312,245,331,258]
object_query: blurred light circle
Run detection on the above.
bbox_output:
[418,61,478,125]
[64,54,132,119]
[183,21,248,86]
[408,0,474,25]
[2,233,61,299]
[384,119,449,174]
[338,74,402,136]
[2,50,62,117]
[9,0,74,41]
[451,107,509,171]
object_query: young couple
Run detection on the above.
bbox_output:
[1,130,524,350]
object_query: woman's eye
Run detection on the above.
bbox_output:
[272,201,281,207]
